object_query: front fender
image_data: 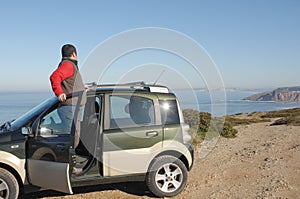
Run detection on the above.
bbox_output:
[0,151,26,183]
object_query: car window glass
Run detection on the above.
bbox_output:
[39,107,72,135]
[110,95,155,128]
[39,95,81,135]
[160,100,180,125]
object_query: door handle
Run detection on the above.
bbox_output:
[146,131,158,137]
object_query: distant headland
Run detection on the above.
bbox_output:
[244,86,300,102]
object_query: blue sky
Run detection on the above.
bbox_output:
[0,0,299,91]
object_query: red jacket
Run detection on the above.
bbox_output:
[50,61,74,96]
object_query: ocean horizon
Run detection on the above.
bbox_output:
[1,90,300,124]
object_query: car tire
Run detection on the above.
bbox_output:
[0,168,19,199]
[146,155,188,198]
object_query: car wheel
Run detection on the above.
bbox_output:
[146,155,188,198]
[0,168,19,199]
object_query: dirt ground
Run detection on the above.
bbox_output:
[25,120,300,199]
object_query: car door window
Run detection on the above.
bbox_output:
[110,95,155,128]
[39,106,73,135]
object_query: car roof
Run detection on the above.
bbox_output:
[87,82,171,94]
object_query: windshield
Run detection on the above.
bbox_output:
[9,97,58,131]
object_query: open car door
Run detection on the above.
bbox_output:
[26,92,85,193]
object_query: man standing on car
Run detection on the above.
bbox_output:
[50,44,86,148]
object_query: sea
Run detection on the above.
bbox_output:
[1,90,300,124]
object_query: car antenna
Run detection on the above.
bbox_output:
[153,70,165,85]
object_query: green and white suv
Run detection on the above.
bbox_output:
[0,82,194,198]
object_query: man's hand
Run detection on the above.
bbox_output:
[84,84,90,90]
[58,93,66,102]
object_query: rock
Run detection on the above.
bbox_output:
[264,157,270,162]
[244,87,300,102]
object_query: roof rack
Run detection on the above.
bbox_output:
[87,81,170,93]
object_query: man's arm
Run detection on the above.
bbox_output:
[50,62,74,101]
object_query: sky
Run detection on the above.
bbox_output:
[0,0,299,91]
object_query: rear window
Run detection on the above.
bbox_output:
[159,100,180,125]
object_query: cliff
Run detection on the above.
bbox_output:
[244,87,300,102]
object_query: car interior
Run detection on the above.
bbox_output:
[73,96,101,176]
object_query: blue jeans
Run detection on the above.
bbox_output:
[57,105,83,148]
[57,105,74,133]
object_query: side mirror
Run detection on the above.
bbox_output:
[21,127,31,135]
[39,127,53,135]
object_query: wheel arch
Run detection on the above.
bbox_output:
[0,163,24,190]
[31,147,57,161]
[0,151,26,183]
[149,150,190,172]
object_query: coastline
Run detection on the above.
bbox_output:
[1,90,300,123]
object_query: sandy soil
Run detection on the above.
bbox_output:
[25,120,300,199]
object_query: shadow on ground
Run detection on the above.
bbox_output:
[20,181,154,199]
